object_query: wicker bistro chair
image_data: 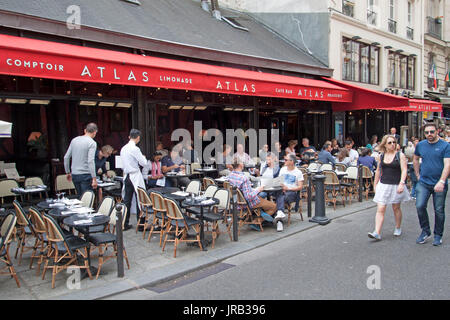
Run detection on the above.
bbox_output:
[320,163,333,171]
[13,200,36,265]
[186,180,201,195]
[285,191,304,226]
[80,190,95,208]
[42,214,92,289]
[136,187,153,238]
[186,185,218,217]
[202,188,231,248]
[88,204,130,279]
[147,191,168,246]
[79,196,115,235]
[202,177,216,190]
[55,174,76,196]
[323,171,347,210]
[0,179,19,206]
[28,207,49,275]
[24,177,48,199]
[361,166,374,200]
[162,197,203,258]
[0,211,20,287]
[231,188,264,234]
[342,166,359,204]
[334,163,347,172]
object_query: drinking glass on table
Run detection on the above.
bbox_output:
[181,186,186,193]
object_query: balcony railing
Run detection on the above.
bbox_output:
[367,10,377,25]
[342,0,354,17]
[388,18,397,33]
[406,26,414,40]
[426,16,442,39]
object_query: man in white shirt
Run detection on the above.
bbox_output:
[120,129,148,230]
[275,154,304,231]
[345,140,359,164]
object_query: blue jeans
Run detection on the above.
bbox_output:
[276,191,298,211]
[415,181,448,237]
[71,174,93,197]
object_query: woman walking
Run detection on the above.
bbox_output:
[368,135,411,240]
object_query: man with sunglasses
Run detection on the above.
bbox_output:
[413,123,450,246]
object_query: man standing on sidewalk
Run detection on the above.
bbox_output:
[120,129,148,230]
[64,122,98,196]
[413,123,450,246]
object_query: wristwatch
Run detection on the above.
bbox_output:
[400,181,406,185]
[439,180,446,185]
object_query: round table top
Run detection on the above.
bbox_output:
[194,168,218,172]
[148,187,180,194]
[181,197,219,208]
[63,214,109,228]
[165,192,189,201]
[263,186,283,193]
[37,200,66,210]
[165,172,191,178]
[47,207,78,220]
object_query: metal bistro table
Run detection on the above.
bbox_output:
[165,172,192,188]
[181,197,219,250]
[11,186,49,202]
[262,185,283,200]
[194,167,218,178]
[147,187,180,195]
[63,213,110,278]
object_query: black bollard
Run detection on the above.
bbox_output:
[115,203,125,278]
[307,173,312,218]
[309,174,330,225]
[358,165,363,202]
[231,186,238,241]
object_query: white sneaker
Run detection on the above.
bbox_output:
[275,210,286,219]
[393,228,402,237]
[277,221,284,232]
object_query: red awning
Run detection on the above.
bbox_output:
[322,77,409,112]
[0,34,351,103]
[394,99,442,112]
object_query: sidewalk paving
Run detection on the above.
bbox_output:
[0,198,378,300]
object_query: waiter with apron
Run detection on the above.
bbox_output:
[120,129,148,230]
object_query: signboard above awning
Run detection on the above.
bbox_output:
[0,34,352,103]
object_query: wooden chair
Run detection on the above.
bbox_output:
[81,196,115,234]
[320,163,333,171]
[203,188,231,248]
[28,207,49,275]
[0,211,20,287]
[323,171,346,210]
[147,191,168,246]
[186,180,201,195]
[361,166,374,200]
[13,200,36,265]
[230,188,264,234]
[162,197,203,258]
[202,177,216,190]
[42,214,92,288]
[136,187,153,239]
[88,204,130,279]
[24,177,48,199]
[0,179,19,205]
[80,190,95,208]
[342,166,359,204]
[55,174,76,196]
[334,163,347,172]
[285,191,303,226]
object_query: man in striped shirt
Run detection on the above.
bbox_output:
[227,159,277,220]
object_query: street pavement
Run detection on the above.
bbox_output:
[105,196,450,300]
[1,193,447,300]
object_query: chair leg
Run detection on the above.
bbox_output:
[96,245,104,280]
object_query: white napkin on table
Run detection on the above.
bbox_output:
[73,219,93,225]
[200,199,215,205]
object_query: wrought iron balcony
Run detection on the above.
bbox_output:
[367,10,377,25]
[388,19,397,33]
[426,16,442,39]
[406,27,414,40]
[342,0,354,17]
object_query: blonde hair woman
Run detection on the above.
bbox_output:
[368,135,411,240]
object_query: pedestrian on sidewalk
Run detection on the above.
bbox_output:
[413,123,450,246]
[368,135,410,241]
[63,122,98,196]
[120,129,148,230]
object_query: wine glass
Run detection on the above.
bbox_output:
[181,186,186,194]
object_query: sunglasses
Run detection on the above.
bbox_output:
[424,130,435,135]
[387,141,396,145]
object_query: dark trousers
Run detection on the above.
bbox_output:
[72,174,93,197]
[123,174,139,226]
[276,191,298,211]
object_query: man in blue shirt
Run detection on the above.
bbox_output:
[317,143,335,166]
[413,123,450,246]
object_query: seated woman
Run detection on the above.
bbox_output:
[335,148,351,167]
[357,148,377,173]
[142,152,165,188]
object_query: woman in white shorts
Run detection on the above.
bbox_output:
[368,135,410,240]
